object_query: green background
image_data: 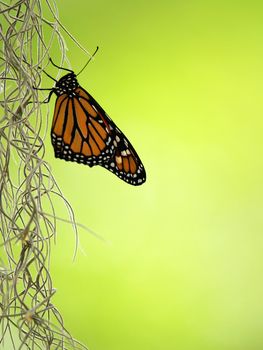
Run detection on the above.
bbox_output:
[47,1,263,349]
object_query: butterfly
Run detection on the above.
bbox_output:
[38,51,146,186]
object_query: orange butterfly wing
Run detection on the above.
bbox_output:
[75,88,146,185]
[102,127,146,185]
[51,87,114,167]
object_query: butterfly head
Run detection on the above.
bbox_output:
[54,73,79,97]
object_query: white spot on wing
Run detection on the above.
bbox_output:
[92,104,98,112]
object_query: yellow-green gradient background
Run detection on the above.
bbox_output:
[48,1,263,349]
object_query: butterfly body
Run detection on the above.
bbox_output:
[53,73,79,97]
[48,69,146,185]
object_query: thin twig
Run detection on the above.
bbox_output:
[0,1,89,348]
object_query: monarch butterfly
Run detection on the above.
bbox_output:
[38,49,146,186]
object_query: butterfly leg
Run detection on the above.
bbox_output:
[32,87,54,104]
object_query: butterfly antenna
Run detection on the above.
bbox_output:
[76,46,99,76]
[38,66,57,82]
[49,58,74,73]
